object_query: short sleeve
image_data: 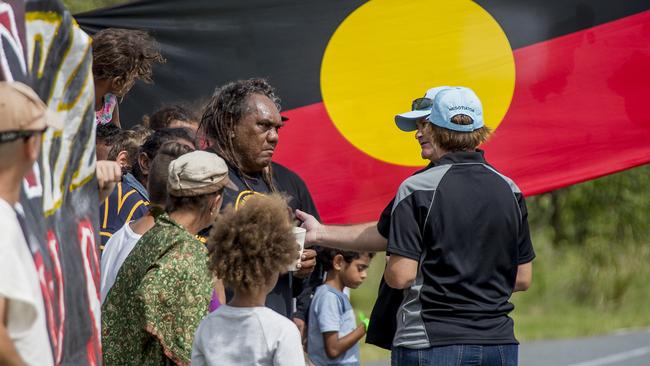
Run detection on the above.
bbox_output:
[314,291,343,333]
[273,322,305,366]
[516,193,535,264]
[386,193,424,261]
[376,197,394,239]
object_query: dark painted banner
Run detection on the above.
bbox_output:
[1,0,100,364]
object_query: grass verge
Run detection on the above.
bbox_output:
[350,236,650,363]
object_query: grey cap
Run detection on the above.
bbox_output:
[167,151,229,197]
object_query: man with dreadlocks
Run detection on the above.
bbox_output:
[199,78,320,337]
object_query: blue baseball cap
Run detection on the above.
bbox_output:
[394,86,451,132]
[427,87,484,132]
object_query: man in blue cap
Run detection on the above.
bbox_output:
[297,86,534,365]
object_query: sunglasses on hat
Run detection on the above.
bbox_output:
[411,97,433,111]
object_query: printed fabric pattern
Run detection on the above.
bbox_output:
[101,213,212,366]
[95,93,117,125]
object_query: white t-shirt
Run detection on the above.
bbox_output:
[192,305,304,366]
[0,199,54,366]
[100,221,142,303]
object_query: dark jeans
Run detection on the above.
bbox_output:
[391,344,518,366]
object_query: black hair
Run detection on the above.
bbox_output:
[148,141,194,205]
[132,127,196,182]
[199,78,280,191]
[165,189,223,217]
[96,123,121,144]
[317,248,375,272]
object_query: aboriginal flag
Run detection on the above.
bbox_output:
[76,0,650,223]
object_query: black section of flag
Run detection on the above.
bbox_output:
[476,0,650,49]
[76,0,650,126]
[77,0,364,122]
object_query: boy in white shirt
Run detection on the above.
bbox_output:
[192,194,304,366]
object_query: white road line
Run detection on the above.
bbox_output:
[566,346,650,366]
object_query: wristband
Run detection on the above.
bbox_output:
[358,311,370,331]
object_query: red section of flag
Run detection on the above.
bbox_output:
[275,11,650,223]
[485,10,650,195]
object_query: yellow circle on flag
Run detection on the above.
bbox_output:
[320,0,515,167]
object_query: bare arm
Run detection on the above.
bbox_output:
[0,297,25,366]
[295,210,387,252]
[514,262,532,292]
[322,325,366,359]
[384,255,418,289]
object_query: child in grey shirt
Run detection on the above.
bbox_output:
[308,249,374,366]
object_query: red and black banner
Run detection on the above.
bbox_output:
[77,0,650,223]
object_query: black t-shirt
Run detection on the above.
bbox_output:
[219,161,321,319]
[370,150,534,348]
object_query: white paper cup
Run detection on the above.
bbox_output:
[288,227,306,271]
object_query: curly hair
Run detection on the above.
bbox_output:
[207,194,297,291]
[92,28,165,95]
[198,78,281,191]
[317,248,375,272]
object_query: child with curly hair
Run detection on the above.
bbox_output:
[192,194,304,366]
[92,28,164,126]
[307,249,374,366]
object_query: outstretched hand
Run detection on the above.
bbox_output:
[295,209,322,247]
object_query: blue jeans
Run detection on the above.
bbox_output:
[391,344,518,366]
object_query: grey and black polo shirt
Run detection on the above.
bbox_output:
[382,150,535,348]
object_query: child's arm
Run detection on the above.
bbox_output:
[322,324,366,359]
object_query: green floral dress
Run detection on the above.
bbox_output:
[102,213,212,366]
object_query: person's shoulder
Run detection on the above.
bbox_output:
[255,307,296,329]
[162,234,207,266]
[0,198,15,217]
[103,224,129,252]
[396,164,452,200]
[313,285,346,306]
[105,182,147,215]
[120,182,148,206]
[0,200,19,228]
[271,162,305,184]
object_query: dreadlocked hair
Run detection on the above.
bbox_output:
[207,194,297,291]
[199,78,281,191]
[92,28,165,95]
